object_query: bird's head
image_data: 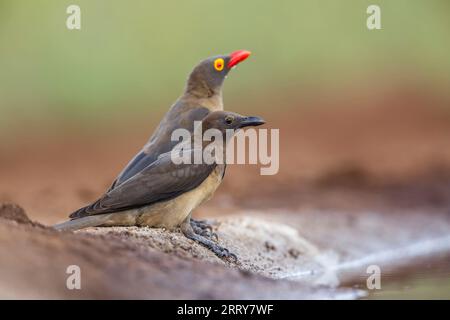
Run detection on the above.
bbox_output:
[185,50,251,98]
[202,111,265,134]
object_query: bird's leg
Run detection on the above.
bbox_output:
[181,218,237,262]
[190,218,218,241]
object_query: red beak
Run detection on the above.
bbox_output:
[227,50,251,68]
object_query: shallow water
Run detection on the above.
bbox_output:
[357,255,450,299]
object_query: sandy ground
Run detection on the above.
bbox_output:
[1,88,450,299]
[1,203,449,299]
[0,204,362,299]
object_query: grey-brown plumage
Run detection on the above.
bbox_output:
[109,50,251,189]
[54,111,265,260]
[54,51,257,259]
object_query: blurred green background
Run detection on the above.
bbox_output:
[0,0,449,129]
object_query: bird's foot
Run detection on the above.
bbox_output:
[182,221,237,263]
[212,244,238,262]
[190,218,218,241]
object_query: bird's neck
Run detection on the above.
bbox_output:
[182,85,224,111]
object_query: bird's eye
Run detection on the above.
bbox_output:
[225,116,233,125]
[214,58,224,71]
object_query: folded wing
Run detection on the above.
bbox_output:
[70,150,215,219]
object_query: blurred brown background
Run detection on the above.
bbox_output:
[0,0,449,224]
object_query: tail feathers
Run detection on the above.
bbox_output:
[53,214,111,232]
[69,204,93,219]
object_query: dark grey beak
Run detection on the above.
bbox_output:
[239,116,266,128]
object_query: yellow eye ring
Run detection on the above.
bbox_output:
[214,58,224,71]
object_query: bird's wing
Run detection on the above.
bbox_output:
[70,150,215,219]
[109,106,210,190]
[108,149,159,191]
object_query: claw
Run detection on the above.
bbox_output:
[194,219,213,231]
[203,224,213,232]
[191,219,217,241]
[220,248,238,262]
